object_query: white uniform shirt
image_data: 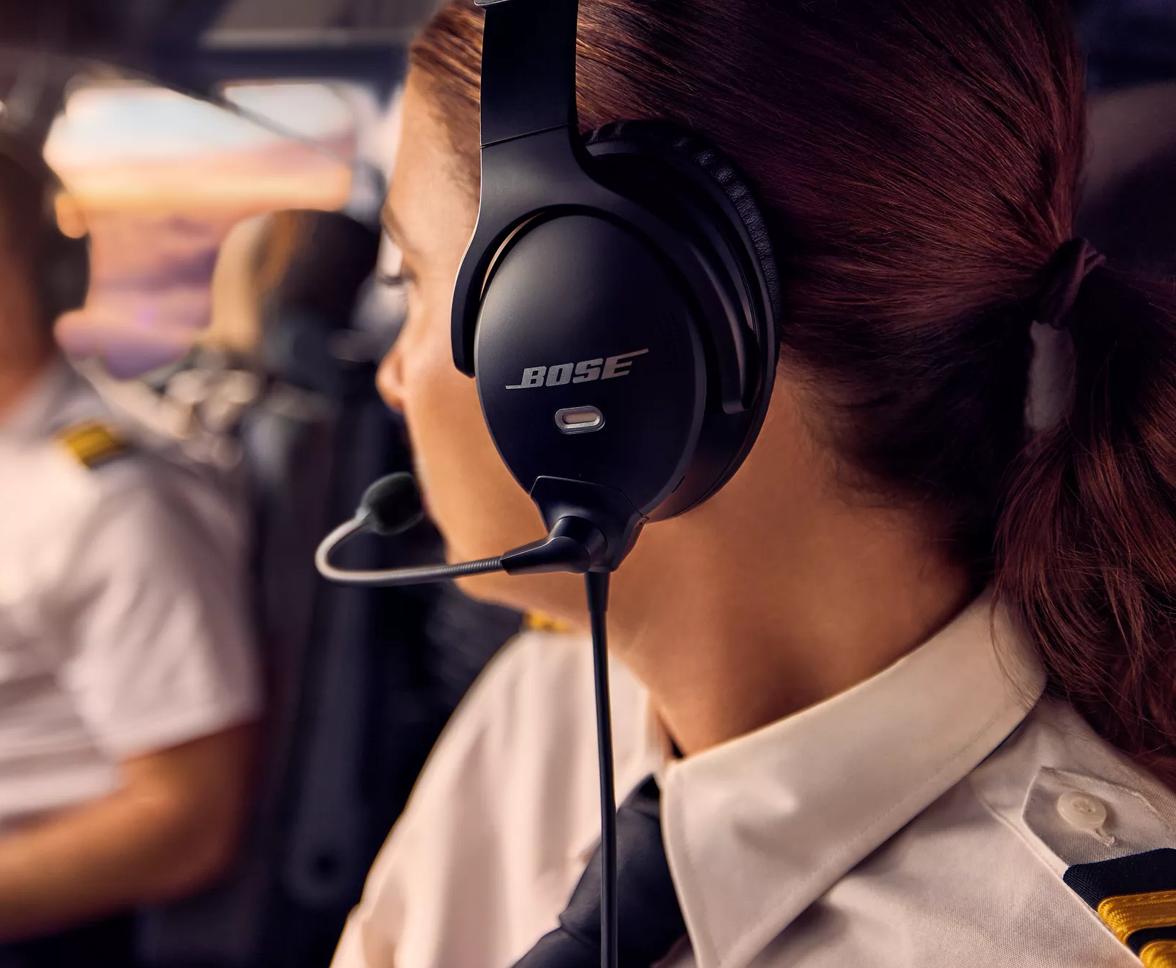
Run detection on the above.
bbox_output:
[0,361,261,830]
[333,589,1176,968]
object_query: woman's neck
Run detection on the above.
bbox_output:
[607,467,975,756]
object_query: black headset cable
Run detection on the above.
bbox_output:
[586,569,618,968]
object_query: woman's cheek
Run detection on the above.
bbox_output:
[393,298,543,560]
[398,343,586,616]
[408,361,491,516]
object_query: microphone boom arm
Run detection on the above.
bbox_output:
[315,506,609,588]
[315,516,506,587]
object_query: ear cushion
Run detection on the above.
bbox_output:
[581,119,780,520]
[584,119,781,322]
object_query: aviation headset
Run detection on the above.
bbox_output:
[320,0,781,578]
[0,130,90,326]
[456,0,780,569]
[317,0,781,962]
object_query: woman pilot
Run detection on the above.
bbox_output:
[332,0,1176,965]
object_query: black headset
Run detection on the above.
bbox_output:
[453,0,781,571]
[317,3,781,962]
[0,130,90,326]
[319,0,781,581]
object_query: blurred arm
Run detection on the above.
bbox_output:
[0,722,256,942]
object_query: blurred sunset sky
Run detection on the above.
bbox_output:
[45,82,357,374]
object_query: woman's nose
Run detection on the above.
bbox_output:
[377,343,407,413]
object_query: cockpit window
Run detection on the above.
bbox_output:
[45,79,359,375]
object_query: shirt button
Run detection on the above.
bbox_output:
[1057,791,1114,843]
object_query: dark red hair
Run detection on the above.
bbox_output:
[412,0,1176,782]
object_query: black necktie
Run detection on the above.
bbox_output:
[512,775,687,967]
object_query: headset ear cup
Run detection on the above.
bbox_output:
[577,119,781,519]
[38,232,90,324]
[52,233,91,319]
[584,120,781,322]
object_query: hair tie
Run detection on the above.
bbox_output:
[1025,238,1107,431]
[1035,237,1106,330]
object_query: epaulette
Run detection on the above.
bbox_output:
[523,611,574,634]
[55,420,130,470]
[1064,849,1176,967]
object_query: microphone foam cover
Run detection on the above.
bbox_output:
[358,473,426,536]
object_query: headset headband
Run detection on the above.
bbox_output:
[475,0,579,147]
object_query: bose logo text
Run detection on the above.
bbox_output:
[505,348,650,390]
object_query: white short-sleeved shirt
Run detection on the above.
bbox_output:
[332,589,1176,968]
[0,360,261,830]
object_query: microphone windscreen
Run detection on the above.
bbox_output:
[358,473,426,536]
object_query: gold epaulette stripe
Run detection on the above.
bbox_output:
[56,421,127,469]
[1141,940,1176,968]
[523,611,574,634]
[1097,890,1176,944]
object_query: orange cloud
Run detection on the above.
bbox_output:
[57,135,353,214]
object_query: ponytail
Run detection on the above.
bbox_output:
[996,267,1176,783]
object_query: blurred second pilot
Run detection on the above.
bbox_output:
[0,139,261,965]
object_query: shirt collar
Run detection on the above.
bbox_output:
[658,587,1045,968]
[0,358,79,441]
